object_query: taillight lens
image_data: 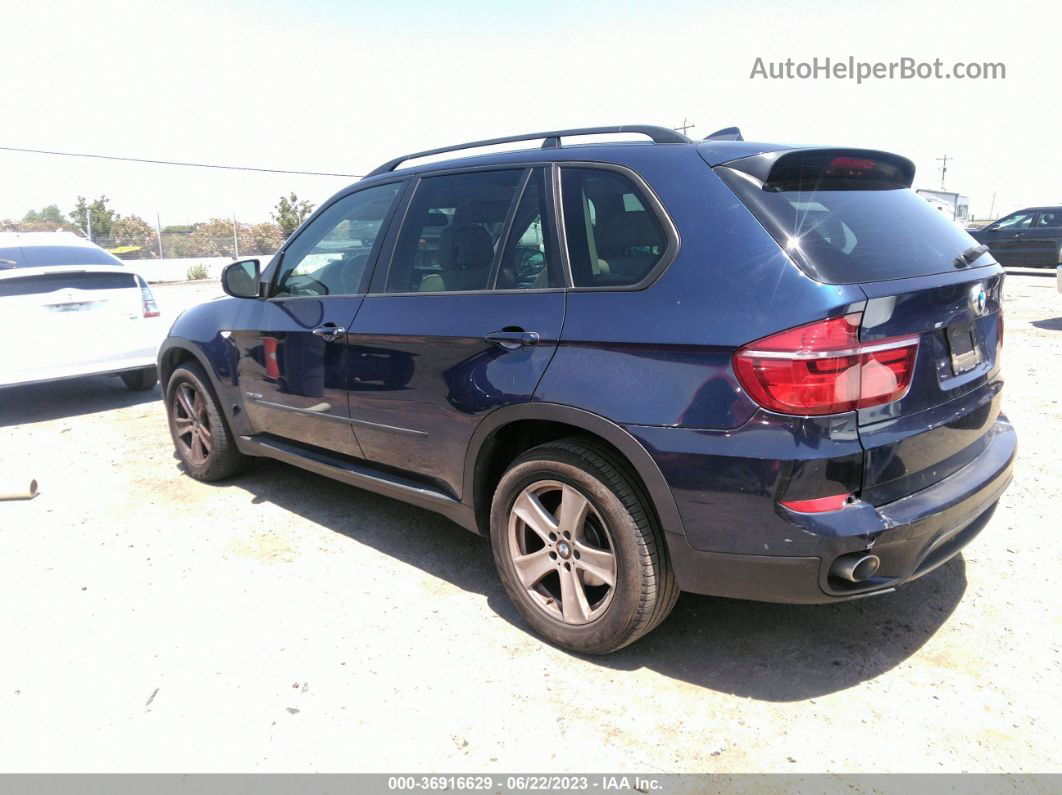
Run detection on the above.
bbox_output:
[139,280,160,318]
[733,313,919,415]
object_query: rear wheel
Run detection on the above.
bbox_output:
[121,366,158,391]
[490,438,678,654]
[165,363,247,481]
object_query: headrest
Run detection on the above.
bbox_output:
[597,211,661,251]
[422,211,449,227]
[439,223,494,270]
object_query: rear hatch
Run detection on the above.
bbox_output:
[715,147,1005,505]
[0,266,148,379]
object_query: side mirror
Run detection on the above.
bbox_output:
[222,259,261,298]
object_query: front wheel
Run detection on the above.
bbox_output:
[165,362,247,481]
[490,438,678,654]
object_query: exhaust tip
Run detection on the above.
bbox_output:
[831,552,880,583]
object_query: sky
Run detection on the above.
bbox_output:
[2,0,1059,227]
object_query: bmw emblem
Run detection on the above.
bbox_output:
[971,285,987,315]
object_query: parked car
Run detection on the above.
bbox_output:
[968,206,1062,267]
[0,232,162,390]
[159,125,1014,653]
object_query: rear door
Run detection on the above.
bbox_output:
[230,181,404,458]
[346,166,566,497]
[1026,209,1062,267]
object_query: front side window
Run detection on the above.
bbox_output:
[273,182,402,298]
[560,168,667,288]
[994,211,1034,231]
[387,170,524,293]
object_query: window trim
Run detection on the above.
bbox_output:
[555,161,681,292]
[370,163,571,297]
[263,177,410,300]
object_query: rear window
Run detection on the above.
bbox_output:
[0,271,136,297]
[718,166,991,285]
[0,245,123,268]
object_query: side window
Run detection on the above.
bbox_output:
[995,212,1034,231]
[496,169,562,289]
[386,170,524,293]
[560,168,668,287]
[273,182,402,298]
[1036,210,1061,228]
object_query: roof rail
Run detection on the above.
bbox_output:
[366,125,691,177]
[704,126,744,141]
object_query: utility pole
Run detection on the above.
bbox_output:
[988,191,997,220]
[86,209,92,243]
[936,154,952,190]
[156,213,164,259]
[673,118,695,136]
[232,214,239,259]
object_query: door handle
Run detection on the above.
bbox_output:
[485,330,540,350]
[311,325,346,340]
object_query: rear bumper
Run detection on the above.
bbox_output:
[656,416,1015,603]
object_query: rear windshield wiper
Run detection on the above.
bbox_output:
[954,244,989,267]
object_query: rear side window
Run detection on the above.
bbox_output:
[560,168,667,287]
[0,271,136,297]
[1036,210,1062,228]
[386,169,524,293]
[719,167,990,284]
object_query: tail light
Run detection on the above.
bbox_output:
[138,278,160,318]
[733,313,919,415]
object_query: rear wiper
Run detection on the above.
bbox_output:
[954,244,989,267]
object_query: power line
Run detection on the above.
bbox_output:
[0,144,363,178]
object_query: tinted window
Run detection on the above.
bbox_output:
[1036,210,1062,228]
[387,170,524,293]
[720,168,992,284]
[496,169,561,290]
[0,271,136,297]
[0,245,122,268]
[273,182,402,298]
[561,168,667,287]
[995,212,1034,230]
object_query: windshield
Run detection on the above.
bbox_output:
[718,168,991,284]
[0,245,123,269]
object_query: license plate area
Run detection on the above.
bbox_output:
[947,322,982,375]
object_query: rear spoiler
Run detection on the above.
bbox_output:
[721,147,916,189]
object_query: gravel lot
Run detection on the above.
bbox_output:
[1,273,1059,774]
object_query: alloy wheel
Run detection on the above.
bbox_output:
[507,479,617,625]
[172,381,213,466]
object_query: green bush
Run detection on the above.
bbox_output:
[186,263,209,281]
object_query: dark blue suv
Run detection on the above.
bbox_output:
[159,125,1015,653]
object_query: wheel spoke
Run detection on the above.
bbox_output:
[192,432,207,464]
[575,542,615,586]
[512,490,558,543]
[197,421,213,448]
[512,548,554,588]
[173,416,194,435]
[194,392,208,422]
[557,485,590,538]
[176,386,196,419]
[559,566,591,623]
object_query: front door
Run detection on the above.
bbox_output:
[347,167,566,497]
[232,181,404,457]
[982,210,1035,265]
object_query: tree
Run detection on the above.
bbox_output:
[272,193,314,236]
[69,195,118,240]
[23,205,66,225]
[109,215,159,259]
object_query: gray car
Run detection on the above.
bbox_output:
[969,206,1062,267]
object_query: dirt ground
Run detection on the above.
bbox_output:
[0,273,1059,773]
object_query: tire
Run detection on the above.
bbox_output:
[165,362,248,481]
[489,437,679,654]
[121,366,158,391]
